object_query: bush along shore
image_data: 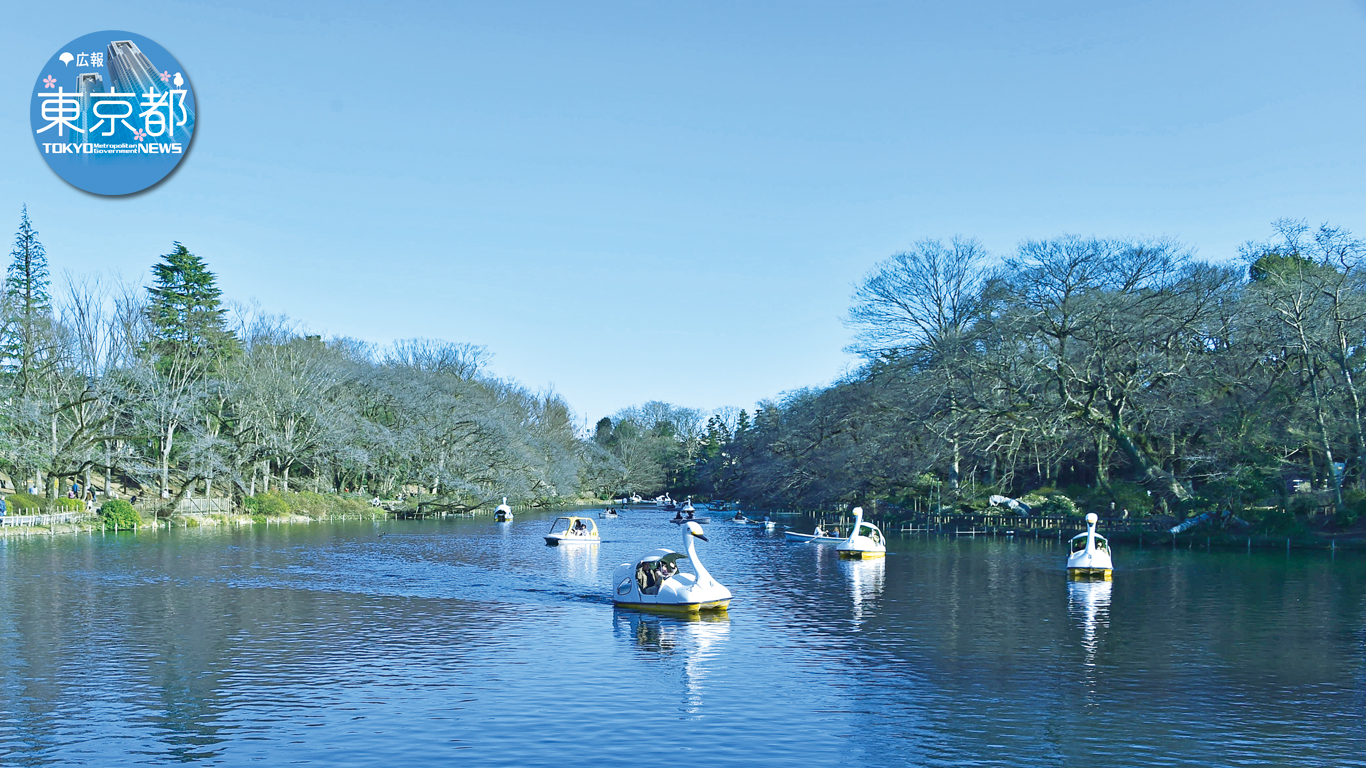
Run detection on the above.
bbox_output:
[0,491,388,537]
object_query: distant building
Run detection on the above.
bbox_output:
[105,39,195,139]
[76,72,104,94]
[106,40,160,95]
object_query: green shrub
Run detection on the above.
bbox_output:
[7,493,45,512]
[1020,490,1080,517]
[1287,494,1320,517]
[56,497,83,511]
[99,499,140,530]
[1335,490,1366,528]
[243,491,377,519]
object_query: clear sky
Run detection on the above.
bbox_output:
[3,1,1365,424]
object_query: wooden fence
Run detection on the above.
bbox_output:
[0,511,96,527]
[173,498,234,515]
[887,513,1177,536]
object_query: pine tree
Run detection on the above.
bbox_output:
[2,205,53,396]
[146,242,237,369]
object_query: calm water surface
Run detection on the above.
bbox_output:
[1,511,1363,766]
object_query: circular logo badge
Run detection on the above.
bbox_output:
[31,31,195,196]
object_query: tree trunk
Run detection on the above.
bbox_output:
[1106,422,1190,504]
[160,422,176,498]
[1095,433,1111,485]
[1297,337,1345,511]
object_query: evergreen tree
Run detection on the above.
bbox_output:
[2,205,53,396]
[146,242,237,370]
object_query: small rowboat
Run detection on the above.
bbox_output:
[784,530,844,543]
[669,516,712,524]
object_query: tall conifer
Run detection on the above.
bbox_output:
[146,242,237,370]
[2,205,53,396]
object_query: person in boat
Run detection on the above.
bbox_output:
[657,560,677,580]
[813,524,824,537]
[673,509,684,521]
[686,510,695,520]
[572,519,588,535]
[733,511,744,521]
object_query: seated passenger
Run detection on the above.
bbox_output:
[639,563,663,595]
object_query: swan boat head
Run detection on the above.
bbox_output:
[612,521,731,614]
[836,507,887,559]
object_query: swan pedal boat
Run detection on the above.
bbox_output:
[612,521,731,614]
[836,507,887,559]
[544,516,600,545]
[494,497,514,522]
[1067,513,1113,579]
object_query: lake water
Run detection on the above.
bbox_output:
[1,510,1363,766]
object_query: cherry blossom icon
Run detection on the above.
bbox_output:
[160,70,171,83]
[43,75,56,88]
[133,128,147,141]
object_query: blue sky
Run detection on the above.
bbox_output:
[3,1,1365,424]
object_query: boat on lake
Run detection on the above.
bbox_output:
[611,521,731,614]
[784,526,845,543]
[836,507,886,559]
[494,497,514,522]
[1067,513,1113,579]
[599,508,621,519]
[544,516,600,545]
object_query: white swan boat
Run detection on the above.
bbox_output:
[544,516,600,545]
[1067,513,1113,579]
[611,521,731,614]
[836,507,887,559]
[494,497,513,522]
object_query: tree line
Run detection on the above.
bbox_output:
[1,207,586,514]
[12,206,1362,524]
[597,219,1366,525]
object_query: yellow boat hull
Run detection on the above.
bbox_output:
[1068,568,1112,580]
[613,599,731,615]
[838,550,886,559]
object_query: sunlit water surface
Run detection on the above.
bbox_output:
[1,511,1364,766]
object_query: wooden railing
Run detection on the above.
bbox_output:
[0,511,96,527]
[888,513,1177,534]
